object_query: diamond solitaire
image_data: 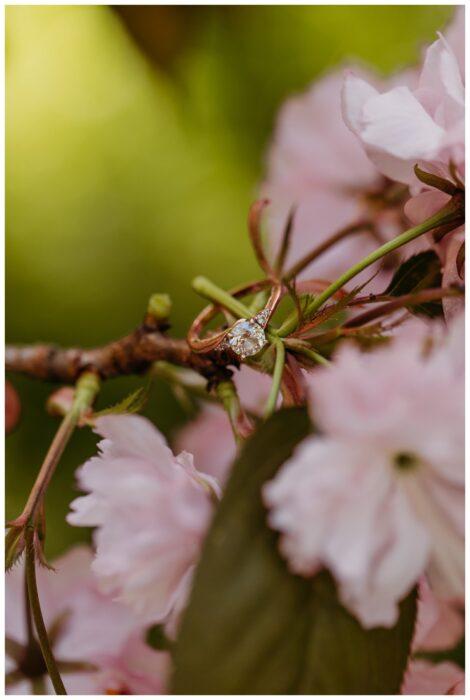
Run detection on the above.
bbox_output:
[225,318,267,359]
[187,281,282,356]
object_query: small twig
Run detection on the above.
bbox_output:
[274,206,296,275]
[216,380,254,443]
[285,340,331,366]
[24,563,36,649]
[9,373,100,529]
[25,528,66,695]
[278,196,465,337]
[284,220,374,281]
[248,199,275,278]
[344,287,462,329]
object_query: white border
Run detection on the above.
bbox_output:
[2,2,466,699]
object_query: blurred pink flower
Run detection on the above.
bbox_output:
[342,12,464,190]
[401,660,464,695]
[441,232,465,323]
[264,315,463,627]
[174,365,272,485]
[68,414,216,624]
[401,575,464,695]
[445,6,465,79]
[343,10,464,238]
[174,403,236,485]
[412,578,463,652]
[262,70,408,286]
[6,546,169,695]
[449,678,466,695]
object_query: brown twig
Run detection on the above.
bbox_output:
[344,286,463,329]
[284,219,374,281]
[274,205,296,274]
[6,325,231,385]
[248,199,275,278]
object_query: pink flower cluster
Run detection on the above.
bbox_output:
[343,7,464,212]
[67,414,218,629]
[402,579,464,694]
[263,8,464,294]
[6,547,169,694]
[260,18,464,693]
[264,313,464,630]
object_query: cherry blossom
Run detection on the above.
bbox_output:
[68,414,217,624]
[263,314,463,627]
[342,12,464,187]
[400,577,464,694]
[6,546,169,694]
[262,69,410,285]
[401,661,464,695]
[342,9,464,228]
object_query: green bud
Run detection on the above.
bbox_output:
[147,293,172,321]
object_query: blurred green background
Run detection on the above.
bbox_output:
[6,5,454,557]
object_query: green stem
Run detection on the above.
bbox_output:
[286,342,331,367]
[278,201,463,337]
[25,528,67,695]
[192,276,252,319]
[263,339,285,419]
[216,380,253,443]
[24,562,36,647]
[250,289,269,314]
[10,372,100,528]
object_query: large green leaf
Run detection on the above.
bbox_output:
[171,408,417,694]
[385,250,443,317]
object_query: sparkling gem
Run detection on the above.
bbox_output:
[254,309,270,327]
[226,319,267,359]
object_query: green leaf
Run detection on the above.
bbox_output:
[414,165,457,195]
[5,526,25,572]
[385,250,443,317]
[171,408,416,694]
[89,385,149,421]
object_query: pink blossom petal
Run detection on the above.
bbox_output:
[401,660,464,695]
[341,72,379,135]
[413,578,463,652]
[404,189,450,226]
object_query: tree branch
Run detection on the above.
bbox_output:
[6,325,232,384]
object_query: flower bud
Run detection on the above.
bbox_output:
[147,293,172,322]
[46,386,75,417]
